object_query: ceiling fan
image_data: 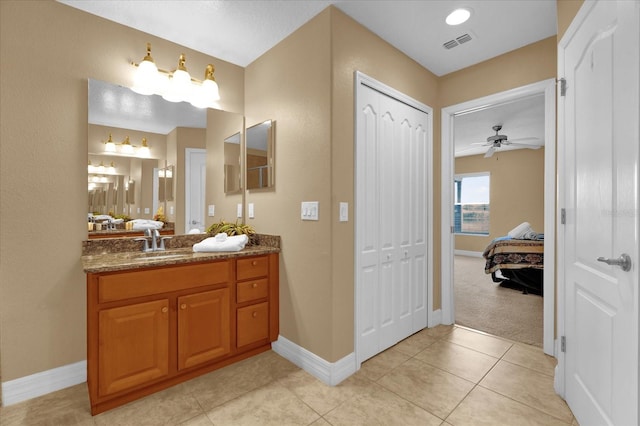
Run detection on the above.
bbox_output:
[464,125,541,158]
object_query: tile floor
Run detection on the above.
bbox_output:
[0,325,578,425]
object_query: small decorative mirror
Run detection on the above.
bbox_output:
[246,120,275,190]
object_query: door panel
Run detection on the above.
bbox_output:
[560,1,639,424]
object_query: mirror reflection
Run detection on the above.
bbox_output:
[88,79,243,238]
[246,120,275,190]
[224,132,241,194]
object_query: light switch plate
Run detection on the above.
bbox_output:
[237,203,243,218]
[339,202,348,222]
[248,203,255,219]
[208,205,215,217]
[301,201,319,221]
[144,208,150,214]
[169,206,174,215]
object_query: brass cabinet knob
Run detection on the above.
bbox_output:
[161,307,168,313]
[252,260,258,266]
[252,311,258,318]
[252,282,258,288]
[180,304,187,310]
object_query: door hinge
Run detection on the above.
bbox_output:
[558,78,567,96]
[561,336,566,352]
[561,208,566,225]
[451,226,455,234]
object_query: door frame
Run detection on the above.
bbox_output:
[184,147,207,233]
[440,79,557,355]
[354,71,434,366]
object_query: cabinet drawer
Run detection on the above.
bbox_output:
[236,256,268,281]
[98,261,230,303]
[237,302,269,347]
[236,278,268,304]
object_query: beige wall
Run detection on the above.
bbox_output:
[0,0,243,383]
[557,0,585,41]
[244,7,440,362]
[455,149,545,253]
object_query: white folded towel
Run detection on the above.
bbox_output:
[130,219,164,230]
[508,222,539,239]
[111,218,124,224]
[214,232,228,242]
[193,234,248,252]
[94,214,113,221]
[188,228,203,234]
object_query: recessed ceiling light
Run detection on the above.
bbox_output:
[446,8,471,26]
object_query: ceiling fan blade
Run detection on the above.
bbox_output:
[456,145,484,153]
[504,137,540,144]
[509,142,543,149]
[484,147,495,158]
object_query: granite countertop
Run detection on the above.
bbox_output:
[81,233,281,274]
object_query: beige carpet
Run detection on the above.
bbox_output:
[454,255,543,347]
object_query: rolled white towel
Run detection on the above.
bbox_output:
[193,234,248,252]
[188,228,203,234]
[215,232,228,242]
[521,230,539,240]
[131,219,164,230]
[508,222,532,239]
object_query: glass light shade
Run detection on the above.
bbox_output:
[131,59,159,95]
[191,79,220,109]
[446,8,471,25]
[137,145,150,158]
[162,69,192,103]
[104,141,116,152]
[121,143,134,155]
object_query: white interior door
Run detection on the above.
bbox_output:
[559,1,639,424]
[356,74,431,364]
[185,148,207,233]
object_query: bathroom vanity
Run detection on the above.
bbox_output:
[82,237,279,415]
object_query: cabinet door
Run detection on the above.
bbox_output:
[178,288,230,370]
[237,302,269,347]
[98,299,169,397]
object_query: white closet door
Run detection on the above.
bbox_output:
[357,82,429,364]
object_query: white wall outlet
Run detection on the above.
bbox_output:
[137,207,141,214]
[237,203,243,218]
[301,201,319,221]
[248,203,255,219]
[144,208,150,214]
[208,205,215,217]
[169,206,174,215]
[339,202,348,222]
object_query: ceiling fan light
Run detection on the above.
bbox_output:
[446,8,471,26]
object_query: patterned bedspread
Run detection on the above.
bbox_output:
[482,238,544,274]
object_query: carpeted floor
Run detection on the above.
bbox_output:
[454,255,543,347]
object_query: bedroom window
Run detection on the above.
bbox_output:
[454,172,490,235]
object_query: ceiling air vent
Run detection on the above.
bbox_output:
[443,33,473,49]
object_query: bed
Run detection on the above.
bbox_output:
[482,237,544,295]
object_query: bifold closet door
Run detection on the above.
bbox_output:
[357,83,429,364]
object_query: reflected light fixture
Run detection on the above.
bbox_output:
[120,136,135,155]
[131,43,220,108]
[138,137,151,158]
[446,8,471,25]
[104,133,116,152]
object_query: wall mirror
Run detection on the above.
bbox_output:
[246,120,275,190]
[88,78,243,236]
[224,132,242,194]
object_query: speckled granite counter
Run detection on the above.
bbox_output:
[82,233,280,273]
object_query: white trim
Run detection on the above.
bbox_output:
[353,71,434,363]
[441,79,557,355]
[271,336,356,386]
[428,308,442,328]
[1,360,86,406]
[454,250,483,258]
[184,147,207,233]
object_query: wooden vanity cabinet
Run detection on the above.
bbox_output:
[86,253,278,415]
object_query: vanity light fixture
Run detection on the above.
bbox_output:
[131,43,220,108]
[120,136,135,155]
[446,8,471,26]
[104,133,116,152]
[137,137,151,158]
[101,134,152,157]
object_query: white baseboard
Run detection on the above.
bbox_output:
[429,308,442,327]
[454,250,483,258]
[1,360,86,406]
[272,335,356,386]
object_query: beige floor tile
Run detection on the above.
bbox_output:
[94,383,202,426]
[205,381,320,425]
[424,324,456,338]
[480,360,574,423]
[446,386,569,426]
[444,327,513,358]
[184,350,299,411]
[0,384,95,426]
[392,328,440,356]
[323,382,442,426]
[311,418,333,425]
[278,369,374,415]
[414,340,499,383]
[502,343,556,377]
[354,346,411,382]
[178,414,214,426]
[377,358,474,419]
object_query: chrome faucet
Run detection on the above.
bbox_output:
[136,229,171,252]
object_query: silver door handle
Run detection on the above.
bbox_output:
[597,253,631,272]
[191,220,200,225]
